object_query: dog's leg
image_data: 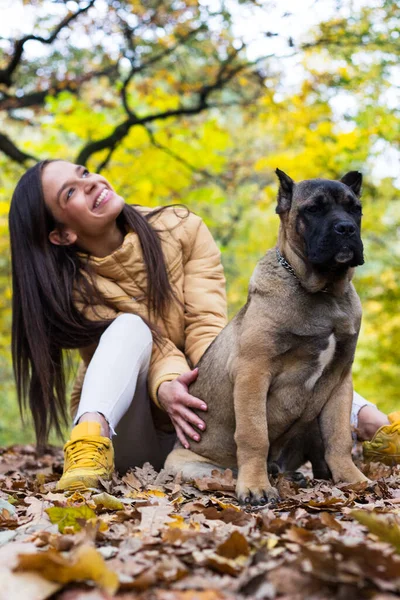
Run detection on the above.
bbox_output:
[234,357,279,506]
[319,371,369,484]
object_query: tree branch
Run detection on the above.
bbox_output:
[0,65,118,112]
[0,132,37,164]
[0,0,95,87]
[120,25,205,117]
[77,50,260,165]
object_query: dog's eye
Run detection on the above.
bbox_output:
[349,205,362,215]
[305,205,320,214]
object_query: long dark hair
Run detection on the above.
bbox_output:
[9,160,176,450]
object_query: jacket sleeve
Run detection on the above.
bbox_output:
[147,213,228,404]
[182,213,227,365]
[148,337,192,408]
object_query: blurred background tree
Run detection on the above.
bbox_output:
[0,0,399,444]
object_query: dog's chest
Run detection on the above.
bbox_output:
[271,296,359,399]
[304,332,336,390]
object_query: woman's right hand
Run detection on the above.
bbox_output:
[157,368,208,449]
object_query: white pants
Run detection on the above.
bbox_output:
[74,314,175,473]
[73,314,374,471]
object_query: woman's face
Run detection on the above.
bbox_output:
[42,161,125,246]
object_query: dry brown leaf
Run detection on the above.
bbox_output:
[0,508,18,528]
[302,496,352,511]
[137,505,174,535]
[320,510,343,532]
[284,526,315,544]
[194,469,236,492]
[14,544,119,595]
[206,552,248,576]
[202,506,253,526]
[216,531,250,559]
[121,471,142,491]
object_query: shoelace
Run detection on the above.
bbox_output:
[67,439,109,470]
[388,422,400,434]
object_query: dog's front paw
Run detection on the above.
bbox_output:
[236,481,280,507]
[330,462,370,485]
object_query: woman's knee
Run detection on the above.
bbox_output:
[101,313,152,348]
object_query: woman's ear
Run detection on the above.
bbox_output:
[48,228,77,246]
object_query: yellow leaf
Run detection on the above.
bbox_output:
[45,505,96,533]
[266,536,279,550]
[352,510,400,552]
[171,495,185,505]
[168,515,186,529]
[15,545,119,595]
[66,492,94,507]
[92,493,124,510]
[210,497,240,511]
[127,489,166,500]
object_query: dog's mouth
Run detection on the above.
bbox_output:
[308,241,364,271]
[334,248,354,264]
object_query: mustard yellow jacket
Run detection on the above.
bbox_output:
[70,207,227,418]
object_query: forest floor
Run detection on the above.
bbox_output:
[1,444,400,600]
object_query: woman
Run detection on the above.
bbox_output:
[9,160,398,492]
[9,159,227,490]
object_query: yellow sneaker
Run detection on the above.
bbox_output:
[56,421,114,491]
[363,411,400,466]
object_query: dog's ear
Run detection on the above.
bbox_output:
[340,171,362,197]
[275,168,294,214]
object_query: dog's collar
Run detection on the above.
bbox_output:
[276,248,329,293]
[276,248,299,281]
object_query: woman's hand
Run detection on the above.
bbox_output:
[157,368,208,449]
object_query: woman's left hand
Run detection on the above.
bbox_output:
[157,368,208,449]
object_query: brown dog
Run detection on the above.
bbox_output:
[165,170,369,505]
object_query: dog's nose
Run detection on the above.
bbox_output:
[334,221,356,236]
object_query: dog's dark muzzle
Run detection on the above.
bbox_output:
[306,220,364,270]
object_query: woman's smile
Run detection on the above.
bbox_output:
[93,187,112,211]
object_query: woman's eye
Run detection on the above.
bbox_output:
[67,188,74,200]
[82,169,90,178]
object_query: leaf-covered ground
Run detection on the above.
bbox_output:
[1,444,400,600]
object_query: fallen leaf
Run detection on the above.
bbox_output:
[15,544,119,595]
[202,506,253,526]
[352,509,400,553]
[206,552,249,576]
[137,505,174,535]
[0,498,16,515]
[92,493,124,511]
[121,471,142,491]
[46,505,97,533]
[216,531,250,559]
[320,511,343,532]
[0,541,61,600]
[194,469,236,492]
